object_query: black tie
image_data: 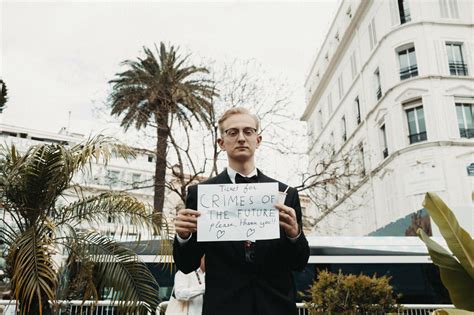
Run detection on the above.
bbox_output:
[235,173,258,264]
[235,173,258,183]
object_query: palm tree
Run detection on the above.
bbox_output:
[0,136,170,315]
[108,42,217,218]
[0,79,7,113]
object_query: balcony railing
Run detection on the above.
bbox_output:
[449,62,468,76]
[459,127,474,139]
[376,86,382,100]
[400,65,418,80]
[400,11,411,24]
[408,131,427,144]
[0,300,455,315]
[156,301,455,315]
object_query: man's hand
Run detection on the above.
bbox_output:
[275,204,299,238]
[174,208,201,239]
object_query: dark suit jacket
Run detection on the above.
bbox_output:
[173,169,310,315]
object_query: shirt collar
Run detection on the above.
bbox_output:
[227,166,258,184]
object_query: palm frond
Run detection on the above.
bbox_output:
[69,135,136,169]
[80,233,160,313]
[59,191,157,238]
[10,226,58,315]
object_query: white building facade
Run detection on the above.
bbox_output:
[0,123,183,236]
[302,0,474,236]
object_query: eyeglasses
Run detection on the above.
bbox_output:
[223,127,258,138]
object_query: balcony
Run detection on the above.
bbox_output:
[449,62,468,76]
[459,127,474,139]
[408,131,427,144]
[400,65,418,80]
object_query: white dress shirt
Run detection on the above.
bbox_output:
[226,166,258,184]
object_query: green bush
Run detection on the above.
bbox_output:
[305,269,400,315]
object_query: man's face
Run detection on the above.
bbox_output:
[218,113,262,163]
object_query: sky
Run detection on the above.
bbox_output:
[0,0,339,136]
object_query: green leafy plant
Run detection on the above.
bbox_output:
[417,192,474,312]
[0,136,171,314]
[305,269,400,314]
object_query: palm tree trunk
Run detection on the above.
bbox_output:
[153,110,170,225]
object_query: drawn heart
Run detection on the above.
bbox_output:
[216,230,225,239]
[246,228,256,238]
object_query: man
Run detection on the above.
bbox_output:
[173,107,309,315]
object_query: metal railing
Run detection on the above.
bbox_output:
[400,65,418,80]
[155,301,456,315]
[459,127,474,139]
[297,303,456,315]
[376,86,382,100]
[0,300,456,315]
[449,62,468,76]
[0,300,155,315]
[408,131,427,144]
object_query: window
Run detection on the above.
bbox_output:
[341,116,347,142]
[132,173,141,188]
[398,0,411,24]
[380,124,389,158]
[398,45,418,80]
[374,68,382,100]
[355,96,361,125]
[132,173,141,182]
[344,159,351,190]
[107,170,120,185]
[359,143,366,176]
[338,75,344,100]
[456,103,474,138]
[350,52,357,79]
[447,43,468,76]
[405,101,427,144]
[439,0,459,18]
[368,18,377,50]
[148,155,154,162]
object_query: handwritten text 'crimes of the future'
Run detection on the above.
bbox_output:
[197,182,280,242]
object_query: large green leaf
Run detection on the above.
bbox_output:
[423,193,474,278]
[418,229,474,310]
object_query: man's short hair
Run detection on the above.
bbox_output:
[217,107,260,135]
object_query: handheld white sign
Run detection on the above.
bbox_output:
[197,182,280,242]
